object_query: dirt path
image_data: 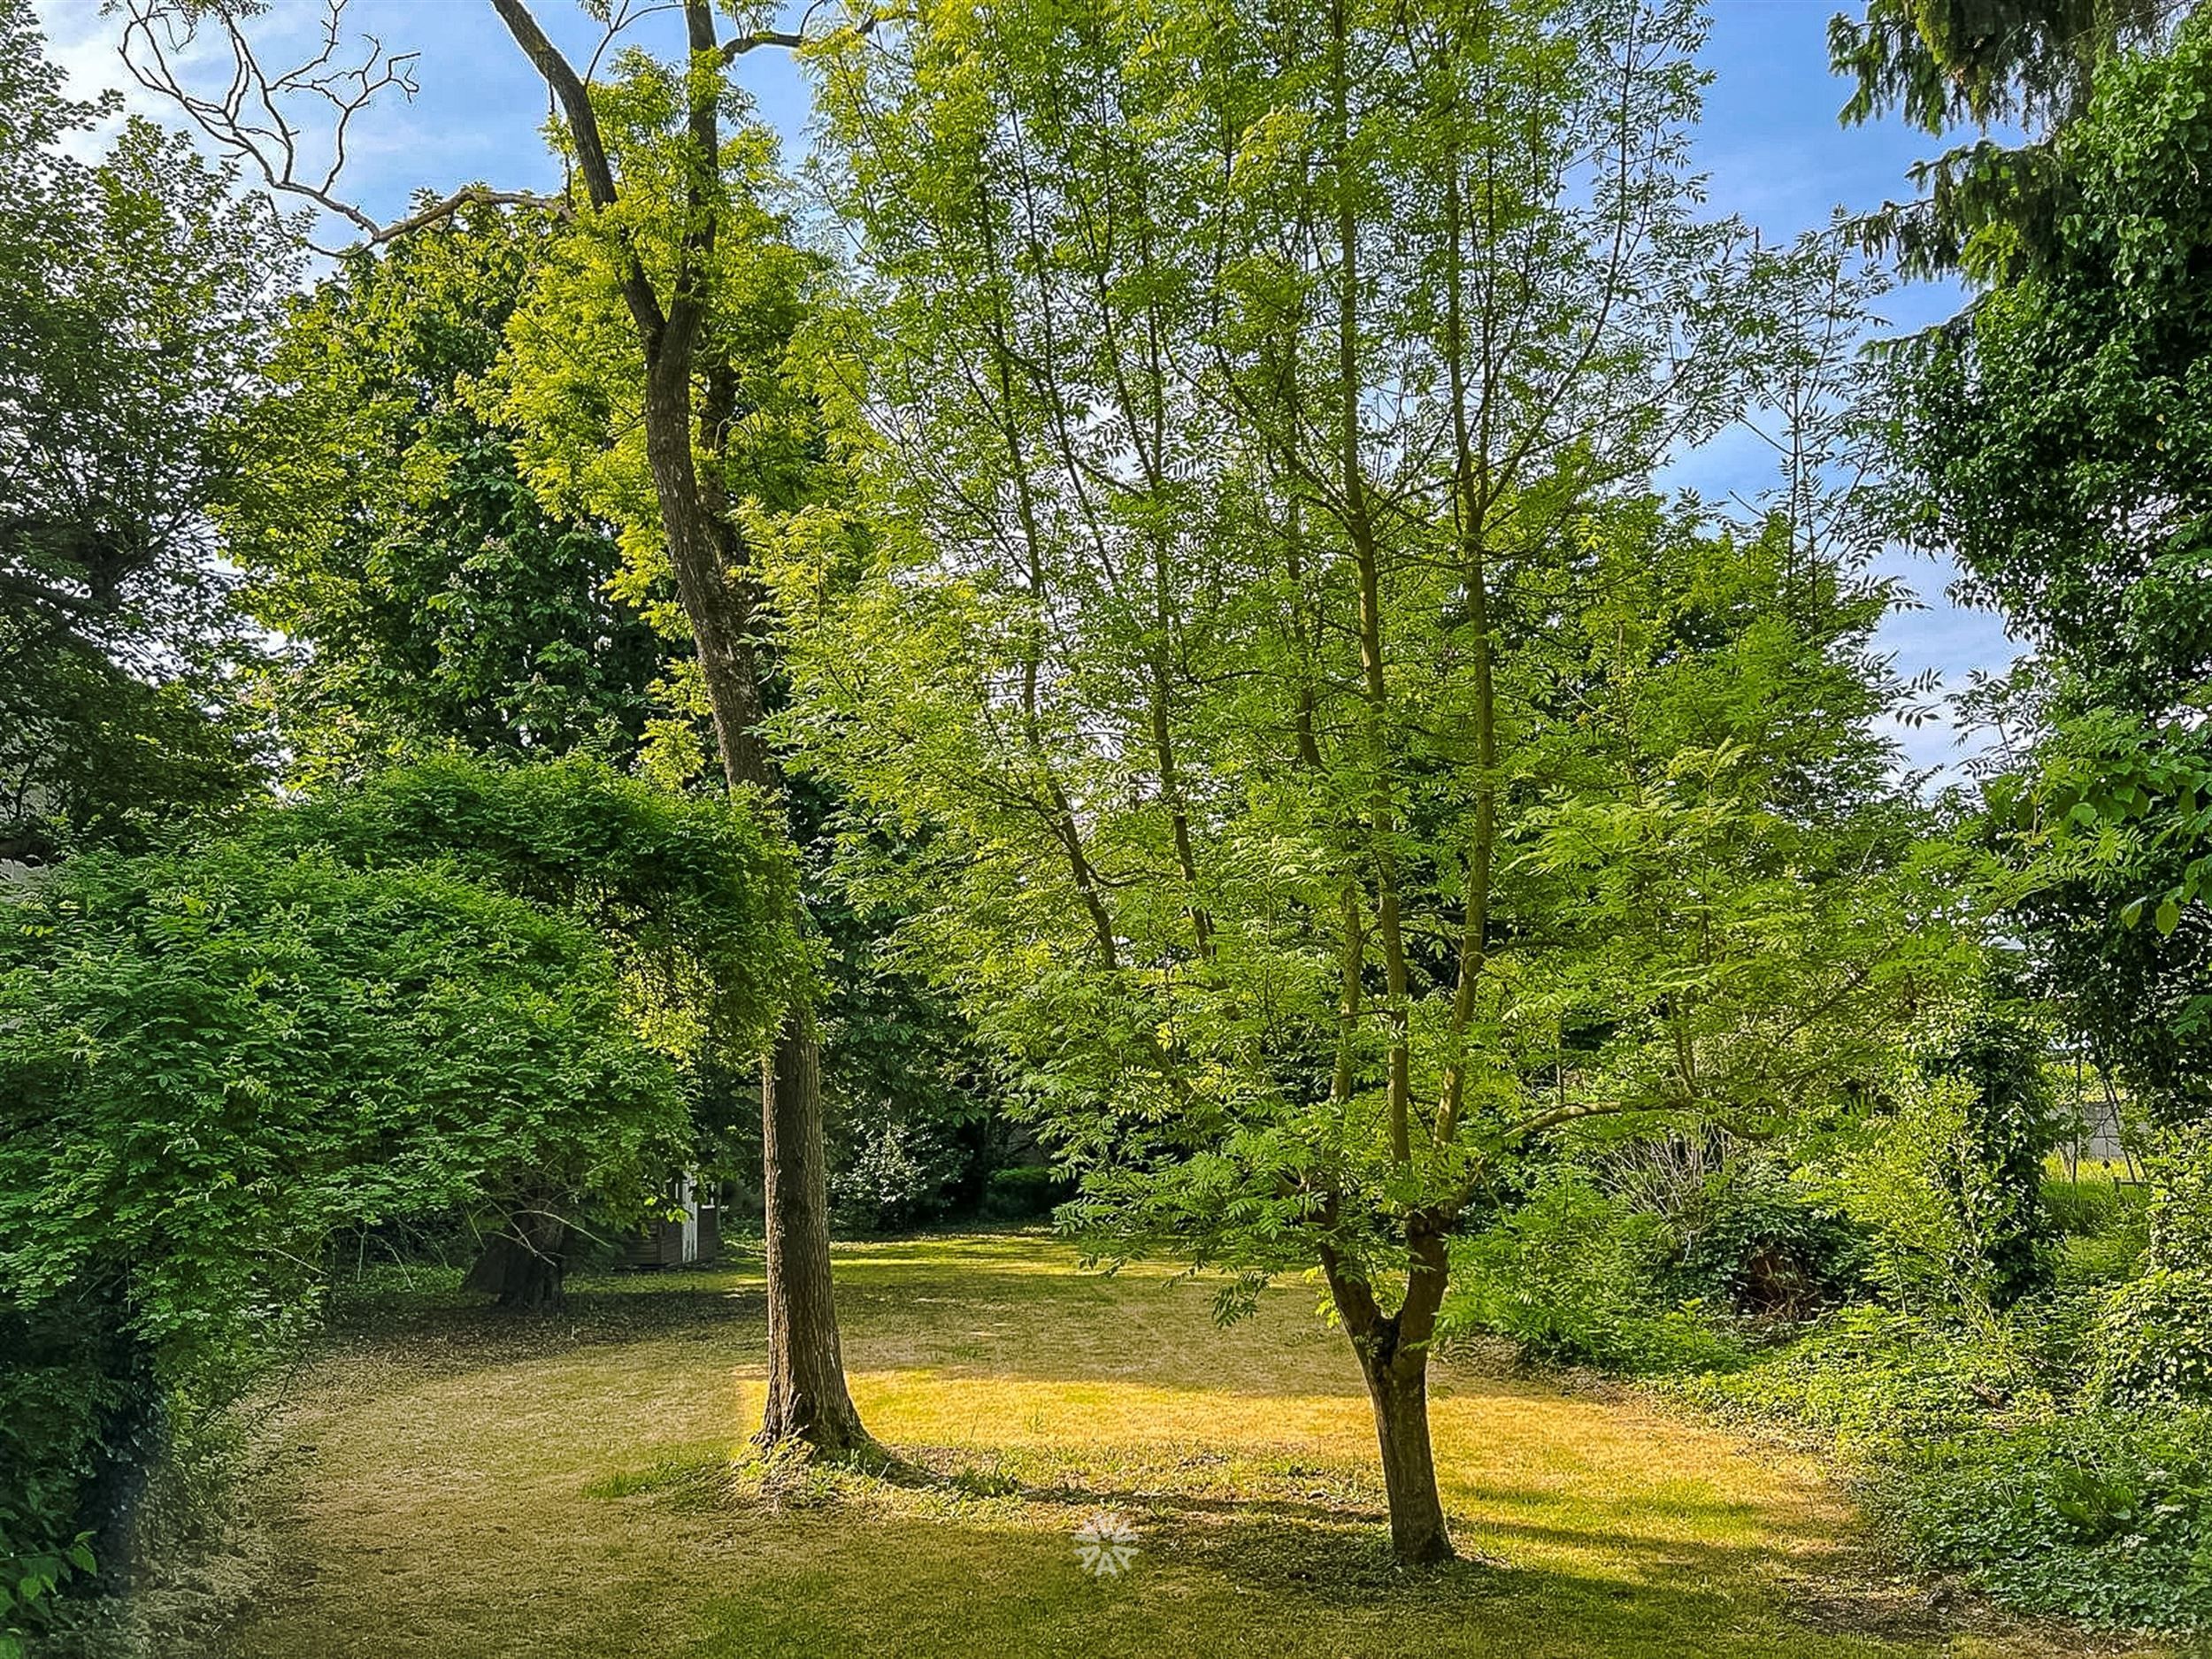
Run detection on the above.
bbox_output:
[214,1235,2163,1659]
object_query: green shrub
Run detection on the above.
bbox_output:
[0,843,690,1632]
[1446,1178,1744,1375]
[1677,1303,2037,1450]
[0,1309,117,1659]
[2093,1268,2212,1405]
[2093,1132,2212,1404]
[1886,1407,2212,1632]
[2043,1173,2129,1239]
[830,1121,969,1233]
[978,1164,1068,1222]
[1663,1161,1870,1317]
[1679,1302,2212,1632]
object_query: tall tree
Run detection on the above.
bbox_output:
[225,204,667,784]
[1847,0,2212,1400]
[1831,0,2181,277]
[792,0,1933,1560]
[0,0,288,860]
[1871,9,2212,1119]
[485,1,869,1451]
[123,0,873,1450]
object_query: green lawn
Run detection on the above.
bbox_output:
[218,1234,2162,1659]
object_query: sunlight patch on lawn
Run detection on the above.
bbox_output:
[221,1233,2170,1659]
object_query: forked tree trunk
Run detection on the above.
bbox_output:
[490,0,866,1459]
[757,1009,868,1450]
[1321,1228,1456,1563]
[1358,1344,1453,1564]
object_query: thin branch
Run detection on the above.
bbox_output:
[119,0,408,240]
[720,1,882,64]
[119,0,562,254]
[369,185,564,245]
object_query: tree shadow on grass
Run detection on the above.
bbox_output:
[320,1254,1385,1397]
[306,1279,773,1403]
[643,1441,1957,1655]
[661,1498,1970,1659]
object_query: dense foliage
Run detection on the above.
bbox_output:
[0,0,288,860]
[2,0,2208,1642]
[227,208,665,781]
[236,753,807,1302]
[1870,0,2212,1439]
[240,753,805,1059]
[1832,0,2177,277]
[0,843,687,1647]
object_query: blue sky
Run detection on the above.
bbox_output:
[37,0,2020,774]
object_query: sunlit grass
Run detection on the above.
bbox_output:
[220,1233,2167,1659]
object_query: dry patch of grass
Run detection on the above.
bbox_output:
[214,1234,2170,1659]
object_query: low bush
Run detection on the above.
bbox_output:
[1678,1302,2212,1632]
[978,1164,1068,1223]
[1677,1303,2035,1449]
[1445,1179,1745,1375]
[1885,1407,2212,1632]
[2092,1266,2212,1405]
[830,1121,971,1233]
[2042,1172,2131,1238]
[1661,1160,1870,1317]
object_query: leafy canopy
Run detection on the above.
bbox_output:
[792,0,1944,1306]
[1831,0,2178,279]
[1884,11,2212,1118]
[0,0,293,857]
[239,752,809,1061]
[225,204,666,782]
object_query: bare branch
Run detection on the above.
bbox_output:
[119,0,407,239]
[368,185,563,245]
[117,0,565,253]
[586,0,686,81]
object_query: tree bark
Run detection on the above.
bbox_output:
[1320,1225,1456,1564]
[489,0,866,1458]
[757,1004,869,1450]
[1359,1345,1454,1565]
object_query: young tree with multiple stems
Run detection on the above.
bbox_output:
[782,0,1940,1560]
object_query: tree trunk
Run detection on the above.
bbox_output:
[640,349,868,1455]
[1321,1231,1456,1564]
[757,1006,870,1451]
[1359,1346,1454,1565]
[488,0,866,1457]
[462,1207,569,1310]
